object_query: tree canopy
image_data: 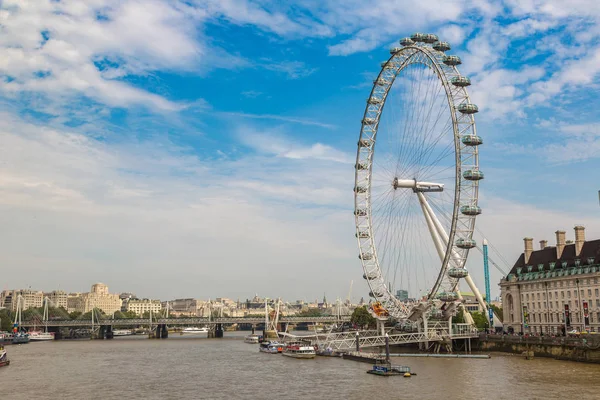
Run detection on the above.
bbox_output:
[350,306,376,329]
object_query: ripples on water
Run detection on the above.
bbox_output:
[3,332,600,400]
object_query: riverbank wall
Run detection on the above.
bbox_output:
[478,334,600,363]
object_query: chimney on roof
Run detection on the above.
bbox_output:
[540,240,548,250]
[524,237,533,264]
[574,225,585,257]
[556,230,566,259]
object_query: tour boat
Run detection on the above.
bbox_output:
[282,342,316,359]
[29,331,55,341]
[181,327,209,335]
[12,332,30,344]
[259,341,284,354]
[0,346,9,367]
[244,334,261,344]
[113,329,133,336]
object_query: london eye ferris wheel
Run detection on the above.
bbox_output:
[354,33,484,321]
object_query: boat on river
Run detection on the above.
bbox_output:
[282,342,316,359]
[12,332,30,344]
[0,345,9,367]
[259,341,284,353]
[181,327,209,335]
[244,334,261,344]
[29,331,55,341]
[113,329,133,336]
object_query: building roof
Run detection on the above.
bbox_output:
[508,239,600,276]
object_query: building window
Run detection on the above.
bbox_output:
[581,290,584,298]
[568,291,571,298]
[526,294,529,301]
[537,293,540,300]
[596,289,599,297]
[589,289,592,297]
[538,302,541,309]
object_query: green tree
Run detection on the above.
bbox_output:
[69,311,82,320]
[471,311,489,330]
[490,304,503,322]
[0,309,14,331]
[452,310,465,324]
[297,308,324,317]
[350,306,376,329]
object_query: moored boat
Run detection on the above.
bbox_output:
[0,345,10,367]
[282,342,316,359]
[12,332,30,344]
[181,327,209,335]
[244,334,261,344]
[113,329,133,336]
[259,341,284,353]
[29,331,55,341]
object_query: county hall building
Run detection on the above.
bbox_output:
[500,226,600,334]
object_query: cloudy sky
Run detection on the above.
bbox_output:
[1,0,599,302]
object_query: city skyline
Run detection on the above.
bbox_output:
[1,1,600,302]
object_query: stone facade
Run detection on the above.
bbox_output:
[44,290,68,309]
[67,283,122,315]
[123,299,162,315]
[500,226,600,334]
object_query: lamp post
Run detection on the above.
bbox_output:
[576,279,584,332]
[544,281,550,334]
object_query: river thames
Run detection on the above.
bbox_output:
[3,333,600,399]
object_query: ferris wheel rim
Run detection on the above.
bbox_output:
[354,38,481,320]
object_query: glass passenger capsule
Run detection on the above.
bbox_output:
[354,209,367,216]
[458,103,479,114]
[456,238,477,249]
[354,186,368,193]
[463,169,484,181]
[451,76,471,87]
[362,117,376,125]
[460,205,482,216]
[358,139,373,147]
[356,231,370,238]
[355,162,369,170]
[443,55,462,66]
[400,37,414,46]
[359,253,373,261]
[368,97,382,105]
[448,267,469,279]
[363,272,379,280]
[423,33,439,43]
[437,291,458,302]
[369,290,383,298]
[411,32,427,42]
[374,77,390,86]
[433,41,451,52]
[461,135,483,146]
[390,47,402,54]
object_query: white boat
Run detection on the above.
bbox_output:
[181,327,209,335]
[28,331,55,341]
[244,334,261,344]
[259,341,283,353]
[113,329,133,336]
[282,342,316,359]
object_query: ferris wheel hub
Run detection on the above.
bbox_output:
[393,178,444,192]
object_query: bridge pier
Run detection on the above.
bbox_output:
[215,323,224,338]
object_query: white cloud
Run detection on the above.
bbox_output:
[236,126,351,163]
[0,0,204,111]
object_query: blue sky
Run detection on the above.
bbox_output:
[1,0,599,302]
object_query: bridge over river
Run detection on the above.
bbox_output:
[19,315,351,328]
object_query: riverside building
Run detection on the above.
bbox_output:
[67,283,122,315]
[500,226,600,334]
[123,298,162,315]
